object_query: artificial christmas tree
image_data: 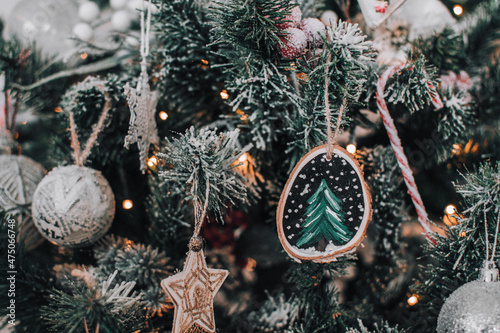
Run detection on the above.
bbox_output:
[1,0,500,332]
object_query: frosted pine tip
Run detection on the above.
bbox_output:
[189,236,203,252]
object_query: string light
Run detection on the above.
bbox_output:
[80,53,88,60]
[159,111,168,121]
[201,59,209,65]
[445,204,456,215]
[220,90,229,100]
[122,199,133,210]
[235,109,248,121]
[453,4,463,16]
[407,295,418,306]
[147,156,158,168]
[245,258,257,272]
[346,144,356,154]
[238,152,249,163]
[54,107,62,113]
[443,204,460,226]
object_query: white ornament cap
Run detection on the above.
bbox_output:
[481,260,499,283]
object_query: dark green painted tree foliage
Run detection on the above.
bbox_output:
[297,179,352,248]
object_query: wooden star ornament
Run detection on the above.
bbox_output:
[161,240,228,333]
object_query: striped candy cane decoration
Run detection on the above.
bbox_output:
[376,65,443,239]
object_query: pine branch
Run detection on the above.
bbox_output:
[385,56,439,114]
[210,0,296,57]
[412,27,467,74]
[41,271,144,333]
[153,0,228,124]
[158,126,252,221]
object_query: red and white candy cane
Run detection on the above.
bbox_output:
[376,65,443,239]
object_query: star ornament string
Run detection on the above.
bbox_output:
[124,0,159,174]
[161,178,228,333]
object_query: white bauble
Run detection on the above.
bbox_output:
[111,10,131,31]
[110,0,128,10]
[8,0,78,56]
[0,155,45,250]
[321,10,338,27]
[32,165,115,248]
[73,23,94,41]
[437,280,500,333]
[78,1,100,23]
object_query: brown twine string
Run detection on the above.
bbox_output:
[190,175,210,251]
[68,83,111,167]
[324,54,346,160]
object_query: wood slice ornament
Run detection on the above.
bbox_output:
[357,0,407,29]
[277,145,371,263]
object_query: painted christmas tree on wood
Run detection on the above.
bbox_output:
[296,179,352,248]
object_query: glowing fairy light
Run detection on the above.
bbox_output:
[220,90,229,100]
[238,153,249,163]
[147,156,158,168]
[445,204,456,215]
[122,199,133,210]
[346,144,356,154]
[407,295,418,306]
[453,5,463,16]
[159,111,168,121]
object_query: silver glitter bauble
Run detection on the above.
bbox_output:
[437,280,500,332]
[0,154,45,250]
[32,165,115,247]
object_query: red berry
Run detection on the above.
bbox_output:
[277,27,307,59]
[275,6,302,29]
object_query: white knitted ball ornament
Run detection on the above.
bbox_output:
[32,165,115,247]
[0,154,45,250]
